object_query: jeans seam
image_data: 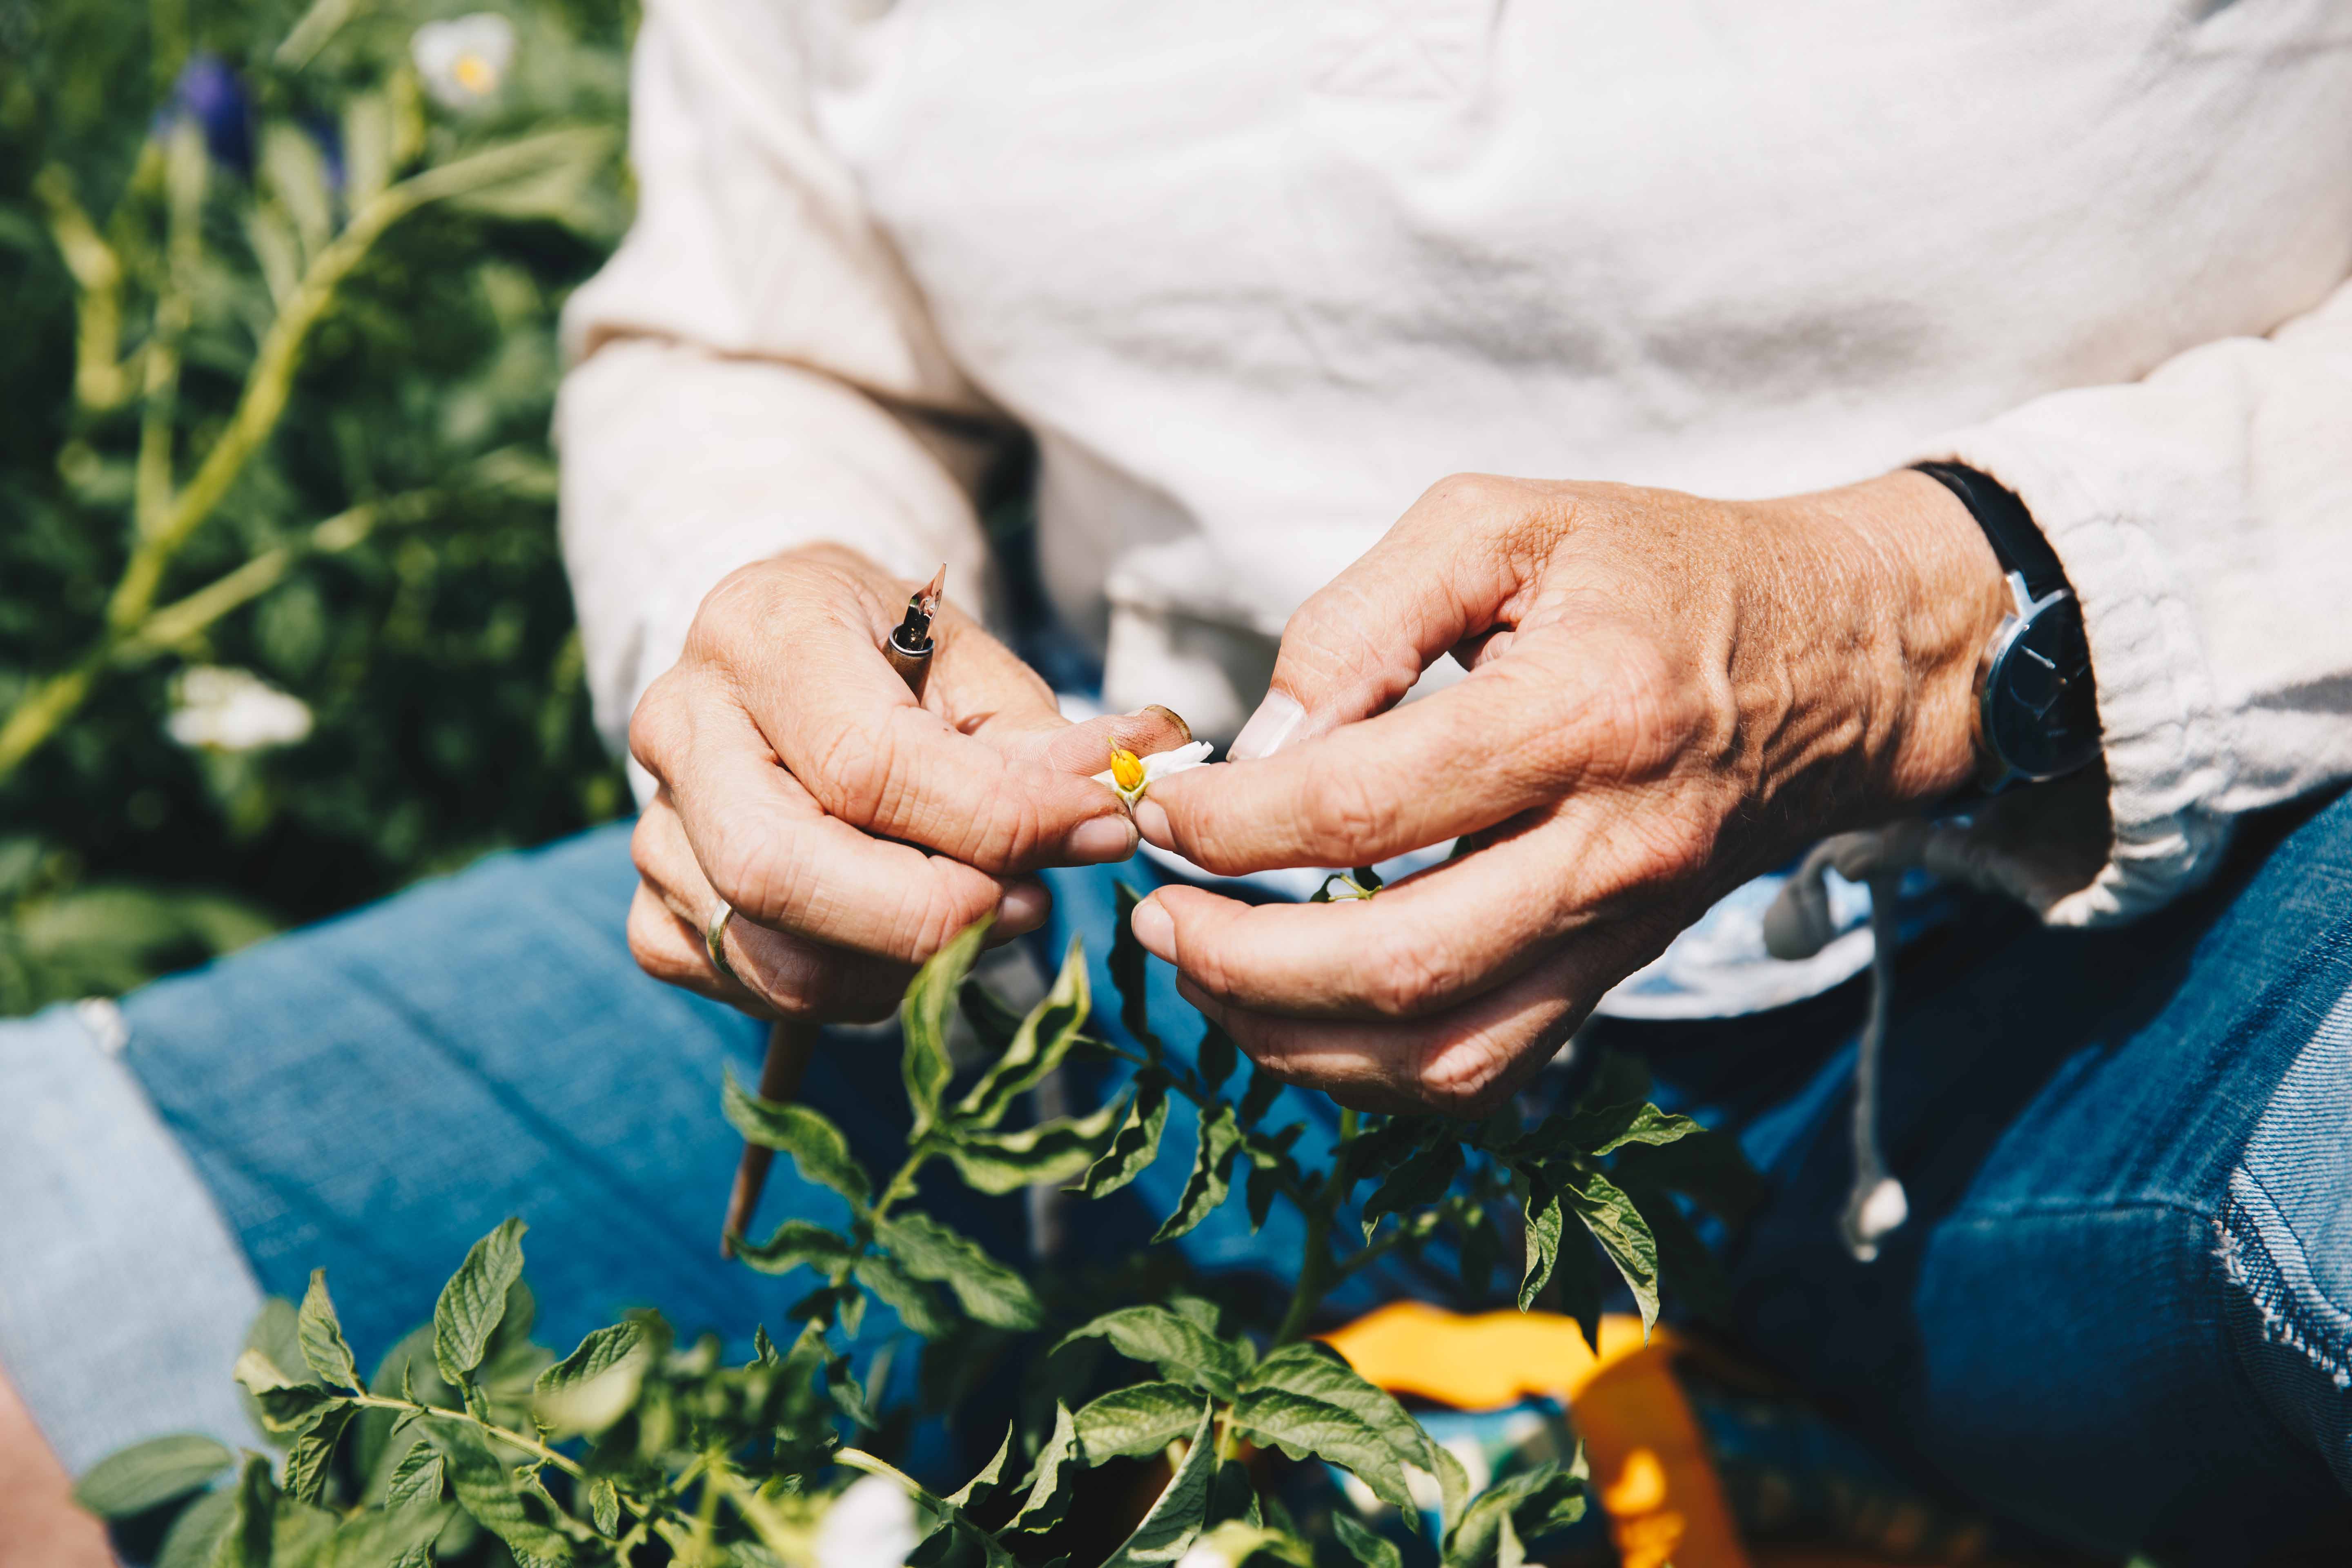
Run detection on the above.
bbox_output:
[2219,1166,2352,1393]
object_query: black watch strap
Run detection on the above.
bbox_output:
[1911,461,2066,599]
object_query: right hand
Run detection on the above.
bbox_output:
[625,544,1189,1024]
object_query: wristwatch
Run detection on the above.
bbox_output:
[1911,461,2102,790]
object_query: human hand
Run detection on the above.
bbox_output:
[1131,470,2011,1113]
[626,544,1189,1022]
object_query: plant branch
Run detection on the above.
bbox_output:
[347,1394,590,1483]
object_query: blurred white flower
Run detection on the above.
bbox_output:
[166,666,313,753]
[813,1474,919,1568]
[411,13,517,110]
[1094,739,1212,807]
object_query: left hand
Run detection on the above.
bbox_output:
[1131,469,2011,1114]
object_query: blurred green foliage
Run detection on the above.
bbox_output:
[0,0,637,1013]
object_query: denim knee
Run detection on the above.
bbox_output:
[2221,983,2352,1497]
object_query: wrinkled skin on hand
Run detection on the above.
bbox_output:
[1133,470,2024,1115]
[626,544,1188,1023]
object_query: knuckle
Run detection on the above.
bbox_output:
[1361,927,1466,1019]
[700,819,793,924]
[1410,1031,1518,1117]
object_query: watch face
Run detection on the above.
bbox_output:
[1982,596,2101,782]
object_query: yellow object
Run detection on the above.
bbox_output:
[1109,747,1146,791]
[1322,1302,1749,1568]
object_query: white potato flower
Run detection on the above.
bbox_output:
[411,13,517,110]
[812,1474,919,1568]
[165,666,314,753]
[1094,739,1212,807]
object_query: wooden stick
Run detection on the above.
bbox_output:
[719,1018,822,1258]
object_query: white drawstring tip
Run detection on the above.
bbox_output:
[1841,1176,1909,1263]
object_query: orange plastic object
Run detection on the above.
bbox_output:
[1323,1303,1749,1568]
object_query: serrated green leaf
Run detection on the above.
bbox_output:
[944,1099,1126,1194]
[1614,1171,1730,1322]
[434,1427,572,1564]
[285,1403,357,1503]
[945,1424,1014,1509]
[73,1433,234,1517]
[434,1218,527,1385]
[1443,1460,1587,1568]
[1110,883,1163,1065]
[1010,1402,1083,1532]
[1072,1381,1209,1459]
[1153,1104,1243,1244]
[855,1254,955,1339]
[1348,1116,1440,1178]
[588,1476,620,1536]
[1517,1180,1562,1312]
[1227,1388,1412,1510]
[1058,1306,1247,1399]
[384,1443,445,1506]
[1197,1020,1237,1092]
[1243,1344,1427,1477]
[1331,1509,1403,1568]
[298,1270,362,1392]
[723,1070,872,1207]
[904,917,994,1132]
[1076,1074,1169,1198]
[733,1218,855,1277]
[956,936,1089,1127]
[1100,1402,1216,1568]
[318,1499,452,1568]
[1361,1140,1462,1240]
[233,1350,343,1435]
[753,1324,780,1366]
[1588,1102,1704,1156]
[536,1321,646,1394]
[209,1453,278,1568]
[874,1214,1042,1329]
[1562,1167,1660,1334]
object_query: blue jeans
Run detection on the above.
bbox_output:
[4,797,2351,1562]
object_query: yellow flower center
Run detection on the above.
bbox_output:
[1109,747,1145,791]
[452,51,499,92]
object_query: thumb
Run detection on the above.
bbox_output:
[1232,478,1519,760]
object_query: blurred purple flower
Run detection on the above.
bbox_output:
[157,52,254,174]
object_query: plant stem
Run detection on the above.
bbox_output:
[1272,1108,1358,1346]
[347,1394,590,1482]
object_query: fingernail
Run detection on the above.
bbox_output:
[998,881,1051,937]
[1133,797,1172,849]
[1227,690,1304,761]
[1068,813,1139,863]
[1131,704,1192,742]
[1130,894,1176,960]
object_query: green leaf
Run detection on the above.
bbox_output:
[434,1427,573,1564]
[1331,1509,1403,1568]
[1073,1381,1209,1459]
[536,1321,647,1394]
[734,1218,857,1276]
[874,1214,1043,1330]
[1110,883,1163,1064]
[904,915,993,1132]
[1197,1019,1238,1092]
[944,1100,1126,1194]
[155,1486,238,1568]
[1009,1402,1083,1532]
[1609,1127,1767,1226]
[1153,1104,1243,1244]
[753,1324,781,1365]
[1360,1140,1463,1240]
[232,1349,343,1434]
[73,1433,234,1517]
[1615,1171,1732,1323]
[285,1403,357,1503]
[956,935,1089,1127]
[433,1218,528,1385]
[588,1476,621,1536]
[1076,1074,1170,1198]
[296,1270,362,1394]
[1227,1388,1412,1510]
[1552,1054,1653,1153]
[855,1254,956,1339]
[960,973,1030,1055]
[1348,1115,1439,1178]
[1238,1065,1284,1126]
[1058,1306,1247,1399]
[1517,1180,1562,1312]
[1100,1402,1216,1568]
[945,1425,1014,1508]
[317,1501,452,1568]
[1428,1442,1472,1536]
[1243,1344,1427,1478]
[1245,1163,1281,1233]
[1588,1103,1704,1156]
[1443,1459,1588,1568]
[1562,1167,1661,1334]
[384,1444,445,1506]
[724,1070,873,1207]
[1197,1520,1314,1568]
[211,1453,279,1568]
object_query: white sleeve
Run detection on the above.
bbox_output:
[555,0,995,765]
[1913,272,2352,927]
